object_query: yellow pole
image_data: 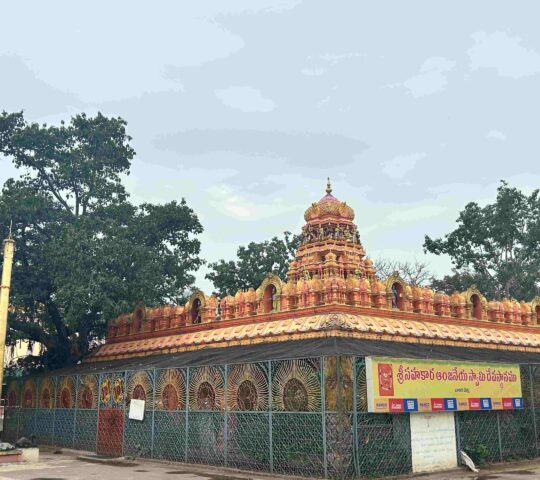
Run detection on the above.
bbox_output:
[0,227,15,402]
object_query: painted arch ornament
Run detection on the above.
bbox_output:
[100,376,112,405]
[126,370,153,407]
[112,376,125,405]
[39,377,55,408]
[6,381,20,407]
[272,358,321,412]
[78,374,98,409]
[57,376,76,408]
[22,378,37,408]
[155,369,185,411]
[188,366,224,411]
[227,363,269,411]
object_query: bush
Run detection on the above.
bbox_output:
[464,444,489,465]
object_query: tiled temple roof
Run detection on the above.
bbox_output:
[90,310,540,362]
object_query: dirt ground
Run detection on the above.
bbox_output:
[1,450,540,480]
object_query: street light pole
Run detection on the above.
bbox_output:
[0,225,15,403]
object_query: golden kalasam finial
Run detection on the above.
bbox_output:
[326,177,332,195]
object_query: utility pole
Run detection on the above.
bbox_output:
[0,224,15,402]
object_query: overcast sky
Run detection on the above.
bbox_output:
[1,1,540,292]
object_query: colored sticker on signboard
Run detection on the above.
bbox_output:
[366,357,522,413]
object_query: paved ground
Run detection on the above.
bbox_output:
[1,450,540,480]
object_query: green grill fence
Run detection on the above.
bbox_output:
[2,357,540,479]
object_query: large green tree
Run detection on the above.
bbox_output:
[424,181,540,300]
[0,111,203,369]
[206,232,300,297]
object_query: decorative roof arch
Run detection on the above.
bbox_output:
[531,296,540,325]
[186,290,207,324]
[258,274,283,312]
[133,303,147,323]
[385,272,408,296]
[187,290,206,310]
[463,285,487,306]
[257,274,283,299]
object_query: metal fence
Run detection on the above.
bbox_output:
[3,357,540,478]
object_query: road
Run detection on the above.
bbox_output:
[1,451,540,480]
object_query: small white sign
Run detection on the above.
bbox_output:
[410,412,457,473]
[129,399,145,421]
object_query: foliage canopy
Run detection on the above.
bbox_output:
[424,181,540,300]
[206,232,299,297]
[0,111,203,369]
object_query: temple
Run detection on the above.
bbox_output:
[4,181,540,478]
[96,179,540,361]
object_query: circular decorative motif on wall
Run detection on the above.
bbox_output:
[126,370,152,407]
[188,366,224,411]
[78,375,98,409]
[283,378,308,411]
[197,382,216,409]
[113,377,124,405]
[227,363,269,411]
[39,377,55,409]
[100,377,111,404]
[57,377,76,409]
[237,380,258,411]
[272,358,321,412]
[156,369,184,411]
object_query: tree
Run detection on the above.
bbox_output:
[0,111,204,369]
[430,268,491,296]
[206,232,300,297]
[373,257,432,286]
[424,181,540,300]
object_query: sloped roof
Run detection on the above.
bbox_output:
[88,312,540,363]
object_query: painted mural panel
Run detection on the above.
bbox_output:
[227,363,269,411]
[78,374,99,409]
[56,376,76,409]
[188,366,224,411]
[324,356,353,412]
[155,369,185,411]
[271,358,321,412]
[126,370,154,410]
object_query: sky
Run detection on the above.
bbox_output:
[1,1,540,293]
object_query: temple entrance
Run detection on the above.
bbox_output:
[97,409,124,457]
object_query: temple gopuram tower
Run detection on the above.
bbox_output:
[285,178,375,309]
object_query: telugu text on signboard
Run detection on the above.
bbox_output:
[366,357,523,413]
